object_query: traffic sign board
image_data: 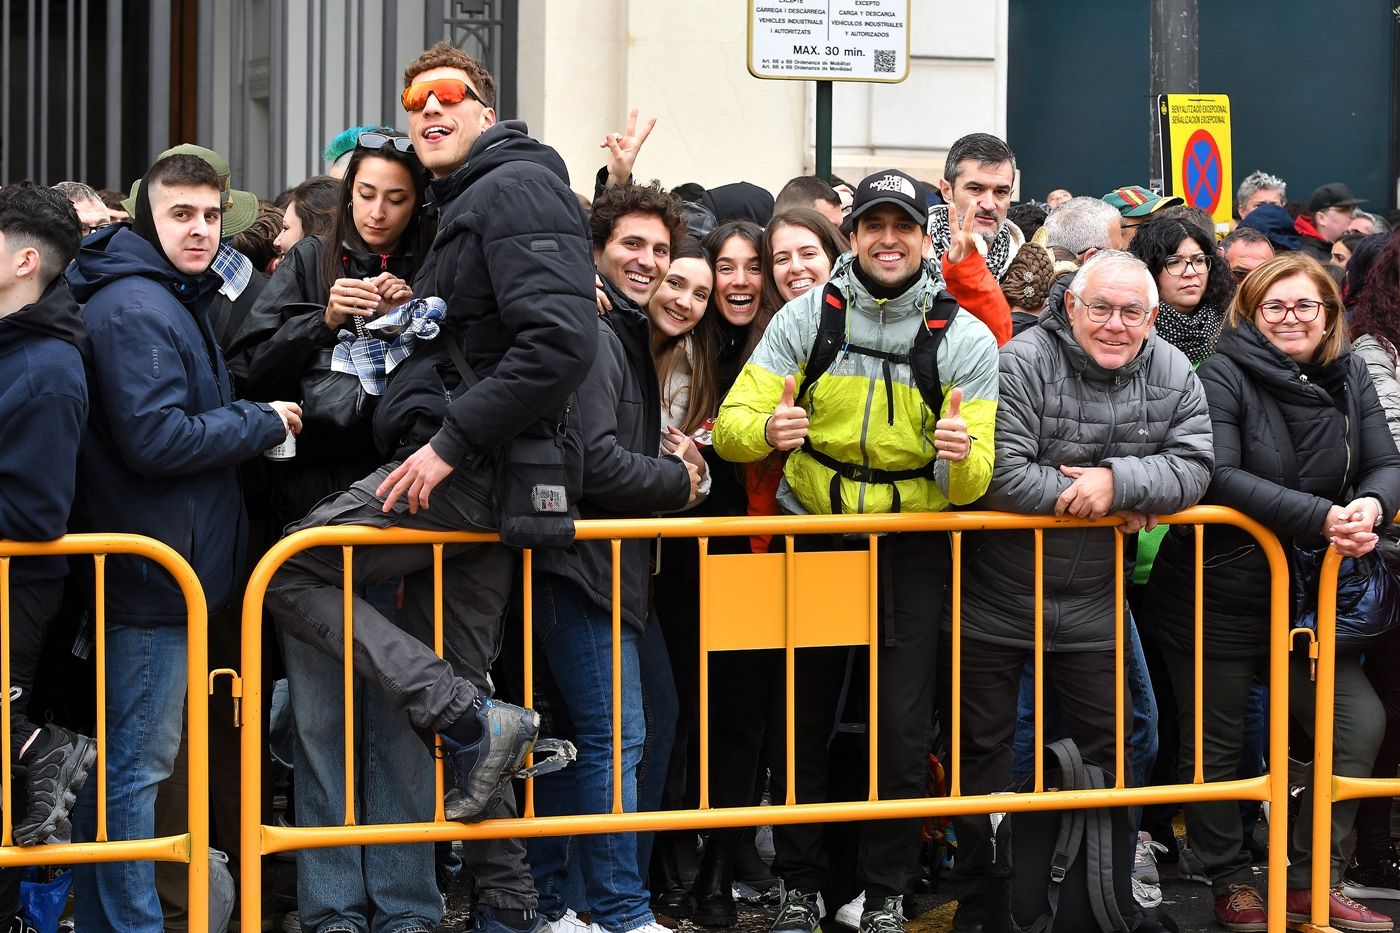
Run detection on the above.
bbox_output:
[748,0,911,82]
[1157,94,1233,227]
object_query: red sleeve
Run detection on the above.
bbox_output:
[941,250,1012,347]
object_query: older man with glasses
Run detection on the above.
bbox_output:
[948,250,1213,933]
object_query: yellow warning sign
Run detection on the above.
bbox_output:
[1157,94,1233,226]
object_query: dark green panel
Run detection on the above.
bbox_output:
[1199,1,1395,211]
[1007,0,1151,203]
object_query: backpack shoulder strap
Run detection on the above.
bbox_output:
[1020,740,1088,933]
[796,281,847,405]
[908,289,961,414]
[1081,760,1133,932]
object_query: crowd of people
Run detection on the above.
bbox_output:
[4,39,1400,933]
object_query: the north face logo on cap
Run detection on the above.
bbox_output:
[868,174,915,197]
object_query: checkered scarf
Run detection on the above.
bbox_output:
[330,297,446,396]
[211,243,252,300]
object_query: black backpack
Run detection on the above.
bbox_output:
[793,276,960,514]
[986,739,1141,933]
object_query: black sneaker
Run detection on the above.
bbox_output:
[858,896,904,933]
[444,699,539,823]
[14,725,96,846]
[771,889,824,933]
[1343,847,1400,901]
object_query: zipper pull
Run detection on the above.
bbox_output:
[381,254,390,271]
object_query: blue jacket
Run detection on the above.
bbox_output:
[66,226,286,624]
[0,278,88,584]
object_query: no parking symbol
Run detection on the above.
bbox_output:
[1182,129,1223,214]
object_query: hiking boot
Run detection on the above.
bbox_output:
[1287,886,1394,931]
[1213,883,1267,932]
[1346,847,1400,901]
[1177,842,1212,885]
[444,699,539,823]
[771,888,824,933]
[14,725,96,846]
[1134,831,1169,886]
[857,896,904,933]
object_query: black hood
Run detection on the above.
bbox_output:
[66,225,218,305]
[701,182,774,226]
[1214,318,1347,406]
[0,274,86,348]
[428,120,571,208]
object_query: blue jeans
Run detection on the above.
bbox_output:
[635,611,677,878]
[529,578,651,933]
[282,628,441,933]
[74,625,188,933]
[1011,615,1158,786]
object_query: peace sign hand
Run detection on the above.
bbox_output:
[602,108,656,188]
[945,198,981,265]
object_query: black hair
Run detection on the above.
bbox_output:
[1007,202,1048,241]
[1129,215,1234,310]
[670,182,707,204]
[589,181,688,253]
[944,133,1016,187]
[774,175,841,213]
[287,176,340,241]
[318,134,434,293]
[0,182,81,288]
[146,154,222,194]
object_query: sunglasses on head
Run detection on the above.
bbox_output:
[400,78,485,112]
[358,132,414,153]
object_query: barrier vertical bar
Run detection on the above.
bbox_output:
[1114,528,1125,789]
[1193,524,1204,785]
[697,537,711,810]
[611,539,623,814]
[0,556,10,845]
[867,534,879,801]
[950,531,963,797]
[1033,528,1044,793]
[784,534,797,806]
[342,547,356,826]
[523,549,535,819]
[95,553,108,842]
[433,544,445,823]
[1265,525,1291,932]
[185,543,211,932]
[1311,551,1341,929]
[240,547,265,933]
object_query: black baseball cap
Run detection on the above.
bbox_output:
[1306,182,1364,215]
[850,169,927,226]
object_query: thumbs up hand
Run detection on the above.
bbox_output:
[765,374,810,451]
[934,386,971,462]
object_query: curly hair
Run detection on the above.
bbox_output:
[1226,252,1345,365]
[1129,215,1234,311]
[589,181,688,255]
[1349,236,1400,358]
[402,41,496,108]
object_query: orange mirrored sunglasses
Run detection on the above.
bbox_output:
[401,78,485,112]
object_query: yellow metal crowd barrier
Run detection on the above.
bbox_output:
[237,505,1300,932]
[0,535,210,930]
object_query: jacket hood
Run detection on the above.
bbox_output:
[66,225,216,304]
[429,120,570,207]
[701,182,774,226]
[1215,318,1346,405]
[0,274,86,348]
[829,253,939,323]
[1039,283,1154,381]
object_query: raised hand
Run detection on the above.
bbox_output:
[933,387,971,462]
[602,108,656,188]
[944,198,981,265]
[765,375,809,451]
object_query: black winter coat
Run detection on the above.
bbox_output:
[373,121,597,465]
[1144,320,1400,657]
[534,279,690,630]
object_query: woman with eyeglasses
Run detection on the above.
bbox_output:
[1143,253,1400,931]
[228,131,444,933]
[1130,214,1235,366]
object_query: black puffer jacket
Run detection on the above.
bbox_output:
[1144,320,1400,657]
[534,279,690,630]
[962,292,1214,651]
[373,121,597,466]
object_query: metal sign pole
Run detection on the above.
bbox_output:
[816,80,832,182]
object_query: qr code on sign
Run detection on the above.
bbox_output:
[874,49,896,73]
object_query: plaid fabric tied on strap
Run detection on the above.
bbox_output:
[330,296,447,395]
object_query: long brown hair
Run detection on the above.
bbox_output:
[1226,252,1347,364]
[759,207,847,315]
[652,240,720,435]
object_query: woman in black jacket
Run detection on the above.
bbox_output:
[228,132,444,933]
[1144,253,1400,931]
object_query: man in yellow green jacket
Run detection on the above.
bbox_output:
[712,169,998,933]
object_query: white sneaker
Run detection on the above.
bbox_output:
[835,892,866,928]
[1131,876,1163,910]
[547,911,589,933]
[1133,831,1168,885]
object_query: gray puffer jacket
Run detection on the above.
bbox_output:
[961,296,1214,651]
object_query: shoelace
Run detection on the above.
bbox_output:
[1226,884,1265,912]
[1135,838,1168,868]
[862,910,905,933]
[1331,886,1377,912]
[776,895,820,928]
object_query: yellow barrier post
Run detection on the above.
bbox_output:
[0,535,209,929]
